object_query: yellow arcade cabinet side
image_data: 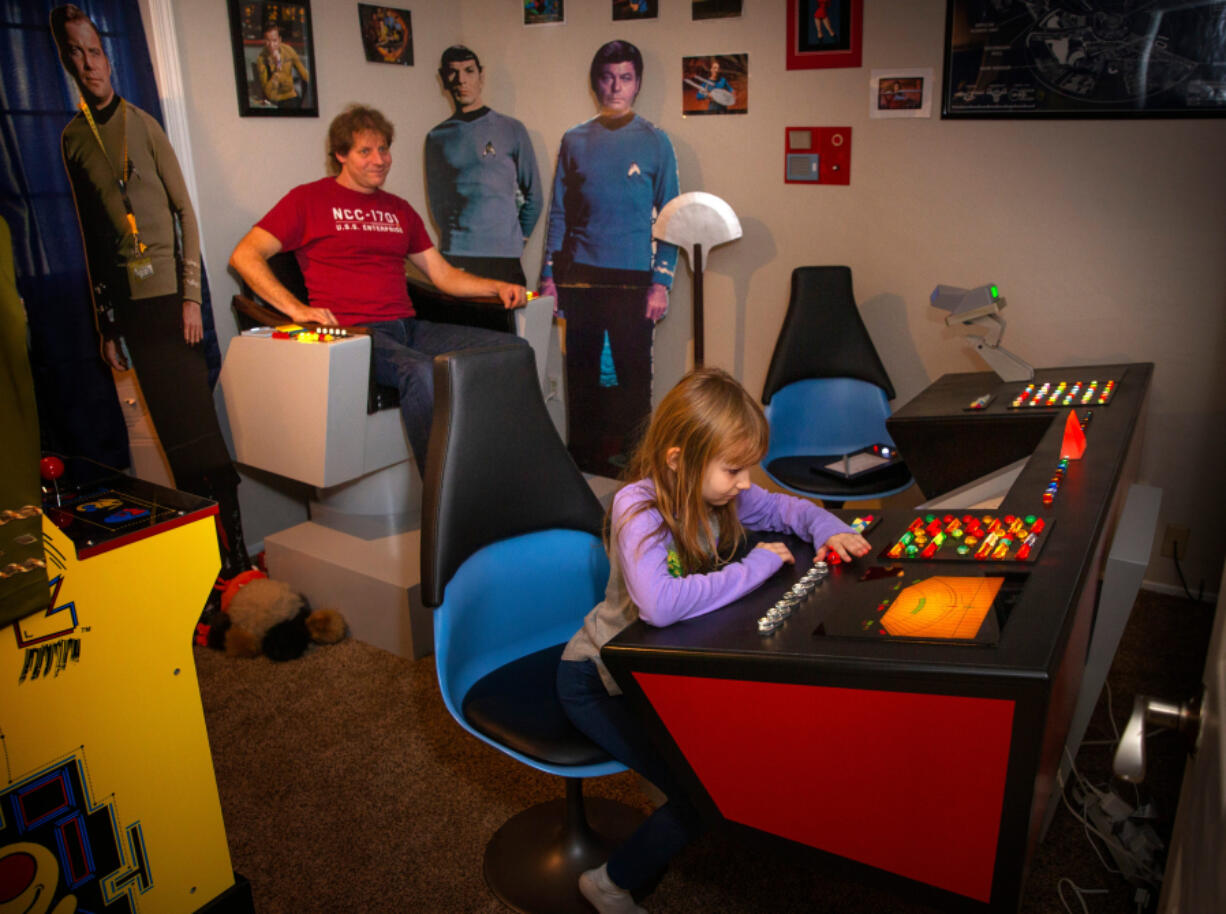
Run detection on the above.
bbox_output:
[0,459,252,913]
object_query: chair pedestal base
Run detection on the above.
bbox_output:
[484,783,645,914]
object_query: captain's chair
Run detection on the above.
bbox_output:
[219,254,556,661]
[422,344,643,913]
[221,251,553,490]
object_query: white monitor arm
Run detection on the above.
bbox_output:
[955,311,1034,382]
[931,284,1035,382]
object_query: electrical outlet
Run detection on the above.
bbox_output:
[1161,524,1190,559]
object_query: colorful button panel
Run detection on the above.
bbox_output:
[882,512,1050,563]
[271,324,353,343]
[1043,459,1070,506]
[821,514,881,567]
[1009,378,1116,409]
[850,514,879,536]
[1044,411,1093,506]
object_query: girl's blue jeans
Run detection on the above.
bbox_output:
[557,657,704,892]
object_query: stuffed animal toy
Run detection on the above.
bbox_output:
[196,571,346,661]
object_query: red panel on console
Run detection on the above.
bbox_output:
[633,673,1013,903]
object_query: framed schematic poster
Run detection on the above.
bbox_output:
[942,0,1226,118]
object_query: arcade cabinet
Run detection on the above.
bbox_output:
[0,457,252,913]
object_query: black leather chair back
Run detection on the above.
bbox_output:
[267,251,309,304]
[761,266,896,404]
[421,344,604,606]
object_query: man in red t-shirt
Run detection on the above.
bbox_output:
[230,104,527,470]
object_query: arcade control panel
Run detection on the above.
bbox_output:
[40,456,214,559]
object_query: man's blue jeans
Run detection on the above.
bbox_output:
[367,317,526,469]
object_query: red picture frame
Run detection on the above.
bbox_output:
[786,0,862,71]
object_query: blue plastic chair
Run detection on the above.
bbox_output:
[421,344,642,914]
[763,377,913,506]
[761,267,913,508]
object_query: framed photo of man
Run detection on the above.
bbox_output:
[613,0,657,20]
[227,0,319,117]
[787,0,862,71]
[870,68,933,119]
[524,1,565,26]
[682,54,749,116]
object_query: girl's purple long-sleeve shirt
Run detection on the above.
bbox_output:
[619,480,850,626]
[561,478,854,694]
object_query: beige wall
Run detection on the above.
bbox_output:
[165,0,1225,595]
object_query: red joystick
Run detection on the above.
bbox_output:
[40,455,65,481]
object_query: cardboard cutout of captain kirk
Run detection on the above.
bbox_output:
[51,3,250,578]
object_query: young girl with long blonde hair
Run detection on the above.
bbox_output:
[558,367,871,913]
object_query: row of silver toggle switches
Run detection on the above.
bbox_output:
[757,561,828,634]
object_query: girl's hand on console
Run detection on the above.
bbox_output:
[754,541,795,564]
[817,532,871,563]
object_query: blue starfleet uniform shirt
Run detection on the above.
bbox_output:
[542,114,679,288]
[425,107,543,258]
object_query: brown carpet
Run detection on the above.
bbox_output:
[194,588,1213,913]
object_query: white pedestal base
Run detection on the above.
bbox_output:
[265,519,433,660]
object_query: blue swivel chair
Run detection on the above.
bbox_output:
[421,344,643,914]
[761,266,913,508]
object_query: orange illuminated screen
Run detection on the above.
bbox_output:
[880,576,1004,640]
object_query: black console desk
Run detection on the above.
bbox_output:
[602,363,1152,912]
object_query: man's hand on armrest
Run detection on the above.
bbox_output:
[495,281,527,310]
[410,246,526,310]
[229,227,338,325]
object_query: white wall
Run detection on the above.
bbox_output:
[166,0,1225,595]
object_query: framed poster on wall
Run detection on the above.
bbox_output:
[358,5,412,65]
[227,0,318,116]
[943,0,1226,118]
[787,0,862,70]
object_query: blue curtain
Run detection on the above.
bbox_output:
[0,0,220,470]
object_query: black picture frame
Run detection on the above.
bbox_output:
[228,0,319,117]
[358,5,413,66]
[942,0,1226,119]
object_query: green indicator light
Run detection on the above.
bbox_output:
[990,284,998,299]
